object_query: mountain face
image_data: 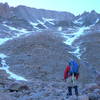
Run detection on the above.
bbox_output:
[0,3,12,18]
[14,6,74,22]
[0,3,100,32]
[0,3,100,79]
[0,3,100,100]
[74,10,100,26]
[0,3,75,31]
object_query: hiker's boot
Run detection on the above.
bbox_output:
[67,86,72,97]
[74,85,78,96]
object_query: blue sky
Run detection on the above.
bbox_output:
[0,0,100,15]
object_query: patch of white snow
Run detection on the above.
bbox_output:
[63,26,90,46]
[37,20,48,29]
[58,27,62,31]
[42,18,55,25]
[0,53,27,81]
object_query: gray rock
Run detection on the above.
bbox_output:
[0,93,16,100]
[88,93,100,100]
[8,82,30,92]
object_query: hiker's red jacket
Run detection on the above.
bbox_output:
[64,66,79,80]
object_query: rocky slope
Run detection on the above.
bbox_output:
[0,3,100,100]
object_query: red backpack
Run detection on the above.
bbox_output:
[64,66,70,80]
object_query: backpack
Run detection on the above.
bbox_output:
[69,61,79,75]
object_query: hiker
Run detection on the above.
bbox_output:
[64,60,79,97]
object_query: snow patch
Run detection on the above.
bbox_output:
[30,22,46,32]
[30,22,41,30]
[0,28,31,45]
[58,27,62,31]
[37,20,48,29]
[3,24,17,31]
[61,26,90,59]
[0,53,27,81]
[73,20,83,25]
[42,18,54,22]
[14,29,29,37]
[42,17,55,25]
[73,17,83,25]
[89,18,100,27]
[0,33,28,45]
[0,26,30,81]
[0,38,12,45]
[77,17,83,21]
[63,26,90,46]
[95,18,99,23]
[69,46,81,59]
[0,53,7,58]
[3,24,29,34]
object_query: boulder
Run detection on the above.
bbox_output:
[8,82,30,92]
[83,83,100,94]
[88,93,100,100]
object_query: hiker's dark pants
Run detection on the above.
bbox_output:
[67,86,78,96]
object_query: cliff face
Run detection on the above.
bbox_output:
[0,3,75,23]
[0,3,100,30]
[14,6,75,22]
[0,3,76,31]
[75,10,100,26]
[0,3,14,18]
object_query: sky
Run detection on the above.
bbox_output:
[0,0,100,15]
